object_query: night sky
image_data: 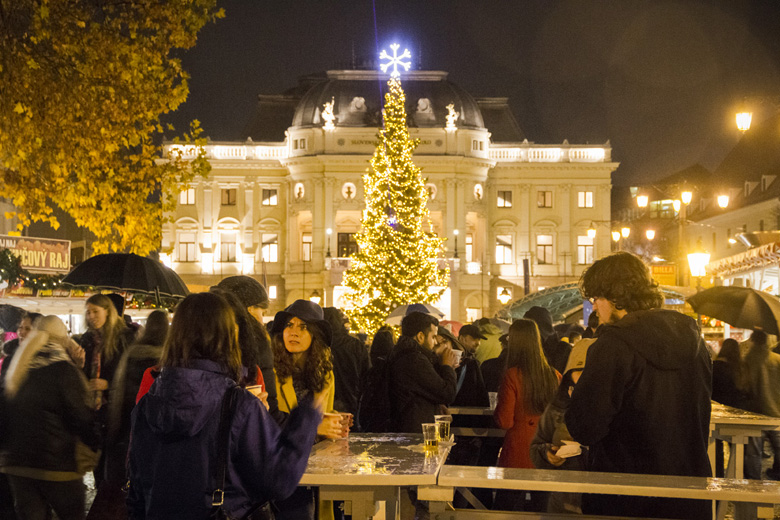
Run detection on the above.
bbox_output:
[165,0,780,187]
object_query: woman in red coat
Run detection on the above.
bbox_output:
[493,318,560,511]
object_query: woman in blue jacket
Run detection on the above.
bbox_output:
[128,292,323,520]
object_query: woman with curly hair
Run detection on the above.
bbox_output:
[269,299,345,520]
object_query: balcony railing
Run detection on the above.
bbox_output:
[490,144,610,163]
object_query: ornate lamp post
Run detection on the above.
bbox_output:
[687,241,710,327]
[498,287,512,305]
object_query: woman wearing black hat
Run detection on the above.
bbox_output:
[270,300,345,520]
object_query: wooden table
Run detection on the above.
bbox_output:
[444,406,505,438]
[710,402,780,479]
[300,433,453,519]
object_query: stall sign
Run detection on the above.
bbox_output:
[0,235,71,273]
[651,264,677,286]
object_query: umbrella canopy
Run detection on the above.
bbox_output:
[386,303,445,326]
[687,286,780,336]
[62,253,189,299]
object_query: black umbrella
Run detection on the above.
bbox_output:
[62,253,189,299]
[687,286,780,336]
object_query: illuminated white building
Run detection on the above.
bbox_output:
[163,68,617,321]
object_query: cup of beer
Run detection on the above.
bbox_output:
[434,414,452,442]
[422,423,439,449]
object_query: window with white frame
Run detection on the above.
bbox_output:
[302,233,312,262]
[179,188,195,205]
[495,235,513,265]
[221,188,237,206]
[577,235,594,265]
[466,234,474,262]
[177,233,196,262]
[497,190,513,208]
[577,191,593,208]
[262,189,278,206]
[537,191,553,208]
[536,234,553,264]
[261,234,278,262]
[219,232,237,262]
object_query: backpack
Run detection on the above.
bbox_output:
[357,357,392,433]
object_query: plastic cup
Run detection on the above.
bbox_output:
[488,392,498,410]
[422,423,439,449]
[339,412,353,437]
[451,350,463,366]
[434,414,452,442]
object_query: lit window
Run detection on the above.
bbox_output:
[177,233,196,262]
[268,286,277,300]
[577,235,594,265]
[179,188,195,205]
[495,235,513,265]
[536,234,553,264]
[302,233,312,262]
[261,234,278,263]
[537,191,553,208]
[497,190,513,208]
[221,188,237,206]
[466,234,474,262]
[219,232,237,263]
[577,191,593,208]
[338,233,359,257]
[262,189,278,206]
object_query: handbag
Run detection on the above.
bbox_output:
[209,387,274,520]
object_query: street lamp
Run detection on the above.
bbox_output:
[309,289,322,305]
[325,228,332,270]
[621,227,631,239]
[645,229,656,241]
[636,194,649,208]
[498,287,512,305]
[611,230,621,242]
[587,224,596,239]
[736,111,753,132]
[687,242,710,291]
[717,195,730,208]
[453,229,459,258]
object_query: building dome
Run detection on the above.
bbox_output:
[291,70,485,130]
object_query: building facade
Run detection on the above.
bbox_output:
[163,70,617,321]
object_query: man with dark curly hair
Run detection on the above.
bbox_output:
[565,252,712,520]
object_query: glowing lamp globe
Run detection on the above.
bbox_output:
[621,227,631,238]
[687,251,710,278]
[587,227,596,239]
[673,200,682,212]
[681,191,693,205]
[645,229,656,240]
[717,195,729,208]
[736,111,752,132]
[498,288,512,305]
[637,195,649,208]
[309,290,322,305]
[611,231,621,242]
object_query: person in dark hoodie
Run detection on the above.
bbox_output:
[523,306,571,374]
[323,307,370,421]
[565,252,712,520]
[128,292,321,520]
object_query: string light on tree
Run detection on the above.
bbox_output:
[342,51,449,334]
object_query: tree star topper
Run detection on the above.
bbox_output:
[379,44,412,77]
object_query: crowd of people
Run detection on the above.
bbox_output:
[0,253,779,520]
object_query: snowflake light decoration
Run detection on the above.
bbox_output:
[379,44,412,78]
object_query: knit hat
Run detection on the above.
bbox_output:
[216,276,269,309]
[270,299,332,345]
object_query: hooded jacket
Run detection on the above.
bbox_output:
[565,309,712,520]
[387,336,457,433]
[323,308,369,417]
[127,359,320,520]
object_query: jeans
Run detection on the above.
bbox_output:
[7,475,85,520]
[745,430,780,479]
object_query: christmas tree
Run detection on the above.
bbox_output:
[343,76,450,334]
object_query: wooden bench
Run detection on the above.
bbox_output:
[418,465,780,520]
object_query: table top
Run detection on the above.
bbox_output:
[711,402,780,429]
[299,433,452,487]
[438,465,780,503]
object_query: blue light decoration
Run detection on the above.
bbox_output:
[379,44,412,78]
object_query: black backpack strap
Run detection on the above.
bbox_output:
[212,386,239,507]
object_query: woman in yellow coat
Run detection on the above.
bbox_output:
[270,300,344,520]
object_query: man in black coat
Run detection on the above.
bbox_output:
[388,312,458,433]
[323,307,370,421]
[565,252,712,520]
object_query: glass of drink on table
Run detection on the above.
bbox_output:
[422,423,439,449]
[434,414,452,442]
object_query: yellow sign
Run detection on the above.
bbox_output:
[0,235,71,274]
[651,264,677,286]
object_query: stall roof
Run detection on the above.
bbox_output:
[707,242,780,278]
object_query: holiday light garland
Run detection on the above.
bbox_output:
[342,77,450,334]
